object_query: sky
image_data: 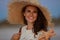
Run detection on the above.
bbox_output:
[0,0,60,21]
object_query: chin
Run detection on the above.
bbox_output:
[28,20,35,23]
[26,18,36,23]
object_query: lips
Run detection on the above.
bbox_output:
[28,16,34,20]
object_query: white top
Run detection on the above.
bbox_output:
[20,25,43,40]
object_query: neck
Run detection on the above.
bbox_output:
[27,22,34,30]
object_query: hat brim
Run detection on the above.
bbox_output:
[8,1,52,26]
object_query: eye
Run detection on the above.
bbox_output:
[26,10,31,12]
[33,10,38,13]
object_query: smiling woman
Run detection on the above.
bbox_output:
[0,0,60,40]
[19,5,48,40]
[9,0,55,40]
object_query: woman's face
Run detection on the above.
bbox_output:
[24,6,38,23]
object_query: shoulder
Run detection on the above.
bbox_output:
[19,25,27,32]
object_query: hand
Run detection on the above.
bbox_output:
[38,34,47,40]
[11,32,21,40]
[38,30,56,40]
[38,31,48,40]
[47,29,56,38]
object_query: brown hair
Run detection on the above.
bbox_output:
[22,5,48,35]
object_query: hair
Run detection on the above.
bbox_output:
[21,5,48,35]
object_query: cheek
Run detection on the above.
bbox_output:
[24,13,29,17]
[24,13,29,19]
[34,14,37,19]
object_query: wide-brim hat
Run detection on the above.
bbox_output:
[8,0,53,27]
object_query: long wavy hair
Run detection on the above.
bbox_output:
[22,5,48,35]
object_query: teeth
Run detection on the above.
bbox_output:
[29,17,33,19]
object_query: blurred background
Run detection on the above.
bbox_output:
[0,0,60,40]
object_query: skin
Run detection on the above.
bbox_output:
[24,6,38,30]
[11,6,55,40]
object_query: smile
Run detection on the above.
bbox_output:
[29,17,34,19]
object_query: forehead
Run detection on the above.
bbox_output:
[25,5,37,10]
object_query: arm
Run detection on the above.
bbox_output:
[38,31,49,40]
[11,25,23,40]
[38,30,55,40]
[11,32,21,40]
[11,26,22,40]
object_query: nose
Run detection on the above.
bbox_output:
[30,12,33,16]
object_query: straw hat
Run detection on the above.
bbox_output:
[8,0,53,26]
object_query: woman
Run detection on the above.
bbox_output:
[10,0,55,40]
